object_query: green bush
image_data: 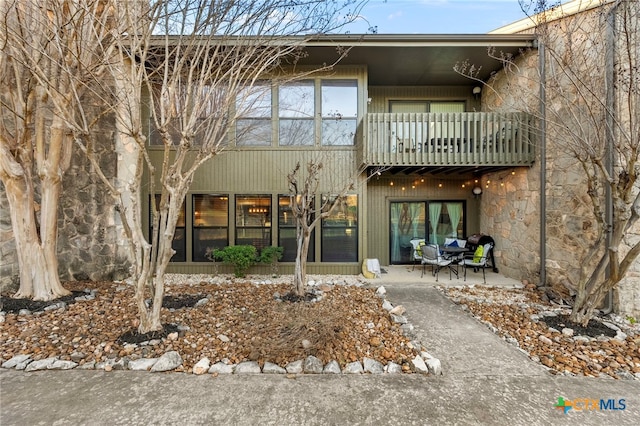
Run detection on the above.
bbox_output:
[259,246,284,276]
[212,245,257,278]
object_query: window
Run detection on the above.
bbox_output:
[321,80,357,146]
[150,195,186,262]
[193,194,229,262]
[278,80,315,146]
[278,195,315,262]
[236,84,272,146]
[321,194,357,262]
[236,195,272,251]
[149,84,227,146]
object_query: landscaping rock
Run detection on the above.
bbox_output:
[303,356,323,374]
[262,362,286,374]
[151,351,183,372]
[322,360,341,374]
[234,361,261,374]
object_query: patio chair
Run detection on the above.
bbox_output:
[409,238,426,271]
[421,244,453,281]
[459,242,494,284]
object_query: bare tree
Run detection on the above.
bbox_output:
[73,0,369,333]
[457,0,639,325]
[0,0,116,300]
[287,154,387,297]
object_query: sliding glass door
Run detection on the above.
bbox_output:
[390,200,465,264]
[390,202,426,264]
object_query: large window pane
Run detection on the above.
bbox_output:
[150,195,186,262]
[321,194,357,262]
[193,194,229,262]
[236,195,271,251]
[278,195,314,262]
[279,80,314,146]
[321,80,357,146]
[236,84,272,146]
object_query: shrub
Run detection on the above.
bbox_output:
[259,246,284,276]
[212,245,258,278]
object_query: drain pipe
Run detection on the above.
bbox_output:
[538,39,547,287]
[601,2,617,315]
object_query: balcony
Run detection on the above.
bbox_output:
[363,112,536,168]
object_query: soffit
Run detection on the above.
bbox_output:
[296,34,536,86]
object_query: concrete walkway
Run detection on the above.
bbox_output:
[1,267,638,425]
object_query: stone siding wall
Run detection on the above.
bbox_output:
[56,127,130,283]
[481,6,640,317]
[0,128,130,293]
[0,183,18,292]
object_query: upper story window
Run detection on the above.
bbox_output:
[279,80,315,146]
[321,80,358,146]
[236,83,272,146]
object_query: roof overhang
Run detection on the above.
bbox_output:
[295,34,537,86]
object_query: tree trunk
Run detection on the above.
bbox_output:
[3,169,69,300]
[293,227,311,296]
[570,282,610,327]
[133,200,180,334]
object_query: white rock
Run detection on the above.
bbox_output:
[129,358,158,371]
[386,362,402,374]
[376,286,386,296]
[322,360,341,374]
[217,334,230,343]
[48,360,78,370]
[615,331,628,341]
[303,356,324,374]
[262,362,286,374]
[538,335,554,345]
[412,355,429,374]
[234,361,261,374]
[382,300,394,311]
[151,351,183,372]
[343,361,363,374]
[301,339,312,349]
[391,314,407,324]
[193,357,210,375]
[285,360,303,374]
[25,357,57,372]
[363,357,384,374]
[2,354,32,369]
[426,358,443,375]
[209,362,234,374]
[561,328,574,337]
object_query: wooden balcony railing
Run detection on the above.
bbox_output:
[363,112,536,167]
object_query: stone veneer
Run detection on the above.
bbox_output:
[480,45,640,317]
[0,128,130,293]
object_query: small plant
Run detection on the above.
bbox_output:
[626,315,637,325]
[211,245,258,278]
[259,246,284,276]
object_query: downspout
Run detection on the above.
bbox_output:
[538,39,547,287]
[602,2,618,314]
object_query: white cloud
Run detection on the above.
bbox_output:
[387,11,404,20]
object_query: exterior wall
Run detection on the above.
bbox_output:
[483,4,640,317]
[367,86,481,113]
[151,148,366,275]
[57,128,130,283]
[366,176,480,266]
[0,121,130,292]
[0,183,18,292]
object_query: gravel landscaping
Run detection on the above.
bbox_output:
[1,274,436,375]
[440,284,640,380]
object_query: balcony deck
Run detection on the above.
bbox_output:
[363,112,536,168]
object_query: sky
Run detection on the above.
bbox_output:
[342,0,534,34]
